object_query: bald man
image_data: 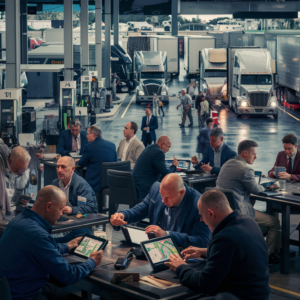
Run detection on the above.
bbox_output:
[110,174,210,248]
[0,186,103,300]
[52,156,97,243]
[132,135,179,200]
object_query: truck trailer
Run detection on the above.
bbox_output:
[227,47,278,118]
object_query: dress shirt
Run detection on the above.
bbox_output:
[74,133,81,152]
[146,115,152,133]
[58,175,73,207]
[213,142,224,169]
[121,135,135,161]
[200,100,209,116]
[287,151,297,172]
[180,94,192,109]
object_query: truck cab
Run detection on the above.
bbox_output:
[228,48,278,118]
[135,51,170,104]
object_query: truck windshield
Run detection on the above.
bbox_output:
[241,75,272,85]
[204,70,227,78]
[141,72,164,79]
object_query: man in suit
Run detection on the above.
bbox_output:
[216,140,280,264]
[191,127,237,175]
[132,135,179,200]
[52,156,97,243]
[56,119,88,156]
[268,133,300,182]
[177,89,193,128]
[117,122,144,169]
[77,125,117,193]
[141,107,158,147]
[196,118,214,158]
[110,174,210,248]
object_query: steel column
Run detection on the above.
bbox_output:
[113,0,119,45]
[95,0,102,80]
[64,0,73,81]
[81,0,89,75]
[172,0,179,36]
[104,0,111,87]
[20,2,28,64]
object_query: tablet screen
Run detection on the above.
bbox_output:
[144,237,179,264]
[74,236,104,257]
[126,227,148,244]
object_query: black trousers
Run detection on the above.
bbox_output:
[32,283,83,300]
[143,133,152,147]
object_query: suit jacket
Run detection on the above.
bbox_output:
[216,156,265,219]
[196,126,211,154]
[116,182,210,248]
[117,136,145,170]
[132,143,176,200]
[268,150,300,182]
[57,130,88,156]
[141,115,158,143]
[195,142,237,175]
[52,173,97,215]
[77,137,117,193]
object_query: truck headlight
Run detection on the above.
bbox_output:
[161,91,167,95]
[121,81,127,86]
[239,101,248,107]
[138,90,144,95]
[270,101,277,107]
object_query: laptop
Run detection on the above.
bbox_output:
[254,171,262,185]
[165,159,191,171]
[121,225,150,245]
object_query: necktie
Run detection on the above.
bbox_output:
[287,157,292,174]
[146,117,149,126]
[72,136,78,151]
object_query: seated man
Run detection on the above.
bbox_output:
[0,186,103,300]
[165,190,270,300]
[268,133,300,182]
[132,135,179,200]
[117,121,145,170]
[191,127,237,175]
[52,156,98,243]
[110,174,210,248]
[57,119,88,156]
[77,125,117,193]
[216,140,280,264]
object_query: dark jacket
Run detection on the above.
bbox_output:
[132,143,176,200]
[268,150,300,182]
[141,115,158,143]
[57,130,88,156]
[116,182,210,248]
[77,137,117,192]
[197,126,211,154]
[195,95,202,110]
[176,211,270,300]
[52,173,97,215]
[195,142,237,175]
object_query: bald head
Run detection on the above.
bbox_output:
[8,146,30,175]
[199,190,231,213]
[57,156,75,168]
[161,173,185,192]
[156,135,172,154]
[56,156,76,185]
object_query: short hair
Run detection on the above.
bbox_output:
[205,118,214,126]
[70,119,82,129]
[210,127,223,139]
[198,91,203,94]
[200,190,231,212]
[282,133,298,146]
[88,125,102,137]
[35,185,66,207]
[181,88,186,92]
[130,122,138,134]
[10,146,31,164]
[238,140,258,155]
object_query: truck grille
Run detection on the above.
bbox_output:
[249,92,269,107]
[145,84,160,96]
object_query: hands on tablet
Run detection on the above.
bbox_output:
[67,236,83,251]
[164,253,187,272]
[145,225,166,237]
[90,250,103,266]
[110,213,127,226]
[181,246,206,260]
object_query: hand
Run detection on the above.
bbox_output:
[164,254,187,272]
[191,156,199,165]
[278,172,292,180]
[75,159,80,163]
[181,246,206,260]
[185,105,191,110]
[143,127,148,131]
[20,199,30,207]
[36,153,44,159]
[201,164,212,172]
[90,250,103,266]
[67,236,83,251]
[110,213,127,226]
[176,105,180,110]
[145,225,166,237]
[172,155,179,167]
[62,206,73,214]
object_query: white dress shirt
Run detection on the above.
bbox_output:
[72,133,81,153]
[58,174,73,207]
[146,115,152,133]
[121,135,136,161]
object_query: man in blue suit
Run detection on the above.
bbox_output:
[196,118,214,157]
[141,107,158,147]
[110,174,210,248]
[77,125,117,193]
[132,135,179,200]
[192,127,237,175]
[57,119,88,156]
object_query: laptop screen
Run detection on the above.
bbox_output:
[165,159,191,171]
[254,171,262,185]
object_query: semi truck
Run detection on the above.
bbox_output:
[134,51,170,104]
[183,36,215,77]
[127,35,179,76]
[199,48,227,100]
[227,47,278,118]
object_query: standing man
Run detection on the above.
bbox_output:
[111,73,120,100]
[141,107,158,148]
[195,91,203,127]
[117,122,145,170]
[152,94,159,117]
[77,125,117,193]
[196,118,214,159]
[187,80,198,101]
[56,119,88,156]
[177,89,193,128]
[199,95,209,128]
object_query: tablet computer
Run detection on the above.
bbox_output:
[73,234,108,259]
[140,235,182,273]
[121,225,149,245]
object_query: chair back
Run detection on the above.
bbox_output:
[0,277,12,300]
[205,187,237,210]
[107,169,139,217]
[100,161,131,192]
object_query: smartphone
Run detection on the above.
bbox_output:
[147,232,156,239]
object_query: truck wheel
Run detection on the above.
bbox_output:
[235,104,241,118]
[273,114,278,119]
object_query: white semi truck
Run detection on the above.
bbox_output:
[199,48,227,100]
[227,47,278,118]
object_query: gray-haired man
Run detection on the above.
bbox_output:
[177,89,193,128]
